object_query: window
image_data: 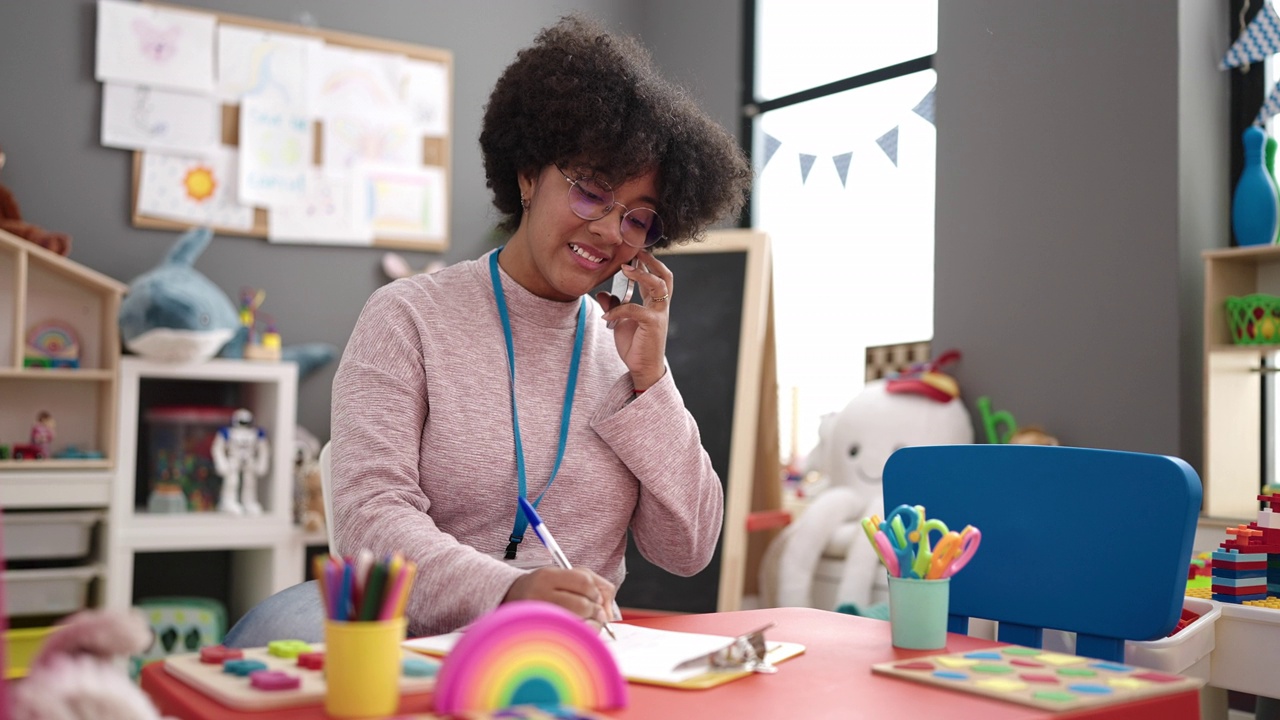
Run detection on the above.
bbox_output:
[749,1,938,463]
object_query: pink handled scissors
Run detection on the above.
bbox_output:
[926,525,982,579]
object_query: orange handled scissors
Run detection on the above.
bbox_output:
[925,525,982,579]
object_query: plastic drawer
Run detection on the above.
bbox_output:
[3,511,102,561]
[2,565,100,616]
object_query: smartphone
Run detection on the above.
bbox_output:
[610,259,638,304]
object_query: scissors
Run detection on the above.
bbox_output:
[925,525,982,579]
[910,513,951,580]
[881,505,924,578]
[860,517,900,577]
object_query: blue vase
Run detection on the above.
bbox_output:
[1233,126,1279,247]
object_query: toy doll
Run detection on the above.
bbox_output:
[30,411,54,458]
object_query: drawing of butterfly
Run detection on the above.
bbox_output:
[132,18,183,63]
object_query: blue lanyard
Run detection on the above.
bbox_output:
[488,250,586,559]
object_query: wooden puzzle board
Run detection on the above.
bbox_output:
[164,645,438,711]
[871,647,1202,712]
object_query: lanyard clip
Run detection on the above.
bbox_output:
[504,534,523,560]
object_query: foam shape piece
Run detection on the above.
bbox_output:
[432,600,627,714]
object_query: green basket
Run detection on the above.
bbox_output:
[1225,294,1280,345]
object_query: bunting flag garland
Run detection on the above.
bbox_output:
[877,127,900,167]
[758,84,932,184]
[832,152,852,187]
[912,86,936,126]
[762,133,782,168]
[1221,2,1280,70]
[798,153,817,183]
[1259,81,1280,126]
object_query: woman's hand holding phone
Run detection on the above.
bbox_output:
[594,252,672,391]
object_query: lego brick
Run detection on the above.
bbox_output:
[1211,559,1269,571]
[1213,567,1268,579]
[1211,576,1268,589]
[1213,550,1268,563]
[1213,592,1268,603]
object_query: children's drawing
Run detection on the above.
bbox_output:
[95,0,214,94]
[101,82,220,155]
[353,164,447,241]
[311,45,406,118]
[402,59,449,138]
[217,26,320,112]
[321,111,419,172]
[137,147,254,230]
[238,96,312,208]
[268,169,372,245]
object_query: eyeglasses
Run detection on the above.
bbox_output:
[556,165,666,248]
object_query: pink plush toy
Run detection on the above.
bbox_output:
[10,609,169,720]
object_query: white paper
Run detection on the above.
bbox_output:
[352,163,447,241]
[311,45,406,117]
[238,96,312,208]
[401,59,449,138]
[268,169,372,245]
[95,0,215,94]
[403,623,792,685]
[101,82,220,155]
[137,146,254,230]
[321,110,420,172]
[217,25,320,110]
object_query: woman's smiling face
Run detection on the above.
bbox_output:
[502,164,656,301]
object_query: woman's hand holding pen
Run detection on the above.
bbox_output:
[505,567,617,629]
[595,252,672,392]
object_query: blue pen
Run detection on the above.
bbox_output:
[517,496,617,640]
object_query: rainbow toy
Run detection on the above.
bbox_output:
[23,321,80,368]
[432,601,628,714]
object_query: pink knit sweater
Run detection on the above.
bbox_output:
[330,250,724,635]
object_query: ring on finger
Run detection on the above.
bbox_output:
[651,293,669,303]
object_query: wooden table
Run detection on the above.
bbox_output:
[141,607,1201,719]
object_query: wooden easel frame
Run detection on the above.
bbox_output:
[129,2,453,252]
[661,229,776,611]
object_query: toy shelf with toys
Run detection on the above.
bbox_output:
[103,356,304,621]
[1203,243,1280,520]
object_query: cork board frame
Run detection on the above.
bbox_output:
[129,2,453,252]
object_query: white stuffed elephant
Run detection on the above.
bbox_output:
[760,359,973,611]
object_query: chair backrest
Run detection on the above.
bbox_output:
[319,441,336,551]
[883,444,1201,662]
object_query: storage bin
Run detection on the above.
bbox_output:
[143,406,235,512]
[2,511,102,561]
[5,626,55,679]
[1208,600,1280,694]
[1124,597,1220,679]
[1225,294,1280,345]
[3,565,100,617]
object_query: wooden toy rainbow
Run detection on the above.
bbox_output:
[432,601,628,714]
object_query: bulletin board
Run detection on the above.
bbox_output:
[613,229,778,613]
[104,1,452,251]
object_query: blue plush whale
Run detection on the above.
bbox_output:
[118,226,335,376]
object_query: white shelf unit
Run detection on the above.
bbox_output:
[1203,244,1280,520]
[104,357,304,620]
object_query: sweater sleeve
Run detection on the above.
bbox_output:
[590,371,724,576]
[330,284,525,635]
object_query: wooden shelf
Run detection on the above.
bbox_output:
[0,368,115,380]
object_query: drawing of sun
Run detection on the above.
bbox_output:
[183,166,217,202]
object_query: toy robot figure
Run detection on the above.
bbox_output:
[210,409,269,515]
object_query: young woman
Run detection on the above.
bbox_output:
[225,15,751,645]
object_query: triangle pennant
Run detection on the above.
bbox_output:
[913,86,936,125]
[1259,80,1280,126]
[798,153,817,184]
[832,152,852,187]
[877,127,900,167]
[1222,2,1280,70]
[762,133,782,170]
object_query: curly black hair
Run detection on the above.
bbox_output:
[480,15,752,246]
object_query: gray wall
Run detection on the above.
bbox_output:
[0,0,744,441]
[933,0,1225,467]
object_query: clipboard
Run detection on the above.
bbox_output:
[403,622,805,690]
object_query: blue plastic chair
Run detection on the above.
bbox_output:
[882,444,1201,662]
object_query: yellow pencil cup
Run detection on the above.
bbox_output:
[324,617,406,718]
